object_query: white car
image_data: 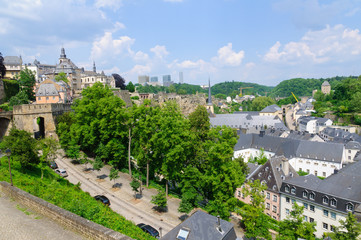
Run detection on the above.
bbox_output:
[55,169,68,177]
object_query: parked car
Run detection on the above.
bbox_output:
[55,169,68,177]
[49,161,58,169]
[137,223,160,239]
[94,195,110,206]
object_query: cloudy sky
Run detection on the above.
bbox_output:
[1,0,361,86]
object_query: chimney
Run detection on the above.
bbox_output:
[259,130,265,137]
[281,157,289,176]
[217,215,222,232]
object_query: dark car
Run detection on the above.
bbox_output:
[137,223,160,239]
[94,195,110,206]
[49,161,58,169]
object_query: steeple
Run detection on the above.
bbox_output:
[93,61,96,73]
[207,78,212,105]
[60,47,66,58]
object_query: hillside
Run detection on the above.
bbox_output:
[269,76,358,98]
[211,81,273,98]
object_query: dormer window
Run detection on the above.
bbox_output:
[346,203,354,212]
[323,196,329,205]
[330,198,337,207]
[303,191,308,198]
[285,185,290,193]
[291,187,296,195]
[309,192,315,200]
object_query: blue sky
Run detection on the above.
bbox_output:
[1,0,361,86]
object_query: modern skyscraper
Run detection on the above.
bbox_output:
[138,75,149,85]
[163,74,172,87]
[150,76,158,82]
[179,72,183,84]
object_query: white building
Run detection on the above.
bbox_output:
[298,116,333,134]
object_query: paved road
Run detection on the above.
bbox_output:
[0,192,85,240]
[56,152,182,236]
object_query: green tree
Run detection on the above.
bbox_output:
[0,128,39,169]
[151,189,167,211]
[251,96,276,111]
[92,157,104,171]
[249,148,268,165]
[8,90,29,106]
[130,178,141,199]
[17,67,36,101]
[277,203,316,240]
[188,105,210,141]
[168,84,176,93]
[126,81,135,92]
[240,179,271,240]
[327,212,361,240]
[38,137,59,179]
[55,72,69,84]
[215,93,227,99]
[109,167,120,187]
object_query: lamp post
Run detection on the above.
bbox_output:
[5,149,13,186]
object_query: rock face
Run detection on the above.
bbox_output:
[153,92,207,116]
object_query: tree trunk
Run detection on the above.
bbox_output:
[128,127,132,177]
[146,159,149,187]
[166,180,168,197]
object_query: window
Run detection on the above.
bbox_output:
[286,197,290,203]
[314,162,319,165]
[322,164,327,167]
[285,186,290,193]
[323,209,329,217]
[323,172,326,177]
[46,97,49,100]
[303,191,308,198]
[310,218,314,223]
[310,205,315,212]
[273,195,278,202]
[286,209,290,215]
[299,168,302,172]
[266,192,270,199]
[237,190,241,197]
[266,203,270,210]
[309,193,315,200]
[273,216,277,220]
[303,203,308,209]
[323,223,328,230]
[273,205,277,213]
[314,170,318,176]
[331,225,335,231]
[330,199,337,207]
[53,96,56,100]
[291,187,296,195]
[38,97,41,100]
[331,212,336,220]
[306,169,310,173]
[323,197,329,205]
[304,216,308,222]
[177,228,190,240]
[346,203,354,212]
[348,150,351,154]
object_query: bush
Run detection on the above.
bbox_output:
[131,96,139,100]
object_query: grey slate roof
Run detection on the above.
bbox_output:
[4,56,22,65]
[283,160,361,208]
[260,104,282,113]
[248,156,299,192]
[346,141,361,150]
[235,133,344,163]
[161,210,237,240]
[320,127,359,144]
[36,83,59,96]
[322,81,330,86]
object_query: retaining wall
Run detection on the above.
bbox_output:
[0,182,133,240]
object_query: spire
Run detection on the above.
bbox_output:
[93,61,96,73]
[60,47,66,58]
[208,78,212,105]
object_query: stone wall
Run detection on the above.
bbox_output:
[0,181,133,240]
[0,79,5,104]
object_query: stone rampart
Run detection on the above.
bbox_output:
[0,181,133,240]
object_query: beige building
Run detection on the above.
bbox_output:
[3,56,23,79]
[321,81,331,95]
[35,79,71,104]
[260,104,283,120]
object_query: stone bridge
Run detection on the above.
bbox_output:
[0,103,72,139]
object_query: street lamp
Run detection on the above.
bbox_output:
[5,149,13,186]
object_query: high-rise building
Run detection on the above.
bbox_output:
[163,74,172,87]
[138,75,149,85]
[179,72,183,84]
[150,76,158,82]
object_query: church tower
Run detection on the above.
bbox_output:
[60,47,66,59]
[205,78,214,114]
[93,61,96,73]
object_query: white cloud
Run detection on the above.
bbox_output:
[150,45,169,59]
[113,22,126,32]
[95,0,122,10]
[212,43,245,67]
[129,65,152,75]
[264,25,361,64]
[0,0,42,21]
[133,51,149,62]
[91,32,135,60]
